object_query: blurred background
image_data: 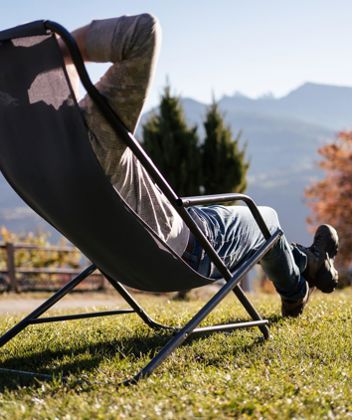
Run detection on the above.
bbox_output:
[1,1,351,292]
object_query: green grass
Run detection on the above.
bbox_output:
[0,289,351,419]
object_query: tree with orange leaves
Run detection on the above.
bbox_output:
[305,131,352,276]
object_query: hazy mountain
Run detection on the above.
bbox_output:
[0,82,348,244]
[220,82,352,130]
[0,176,56,237]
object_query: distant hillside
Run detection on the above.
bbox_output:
[1,82,349,244]
[0,176,57,237]
[220,82,352,130]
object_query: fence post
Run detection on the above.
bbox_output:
[98,274,106,291]
[6,242,18,293]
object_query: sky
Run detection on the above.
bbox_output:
[1,1,352,110]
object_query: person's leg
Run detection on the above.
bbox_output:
[187,205,308,302]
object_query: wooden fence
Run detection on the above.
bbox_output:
[0,242,105,292]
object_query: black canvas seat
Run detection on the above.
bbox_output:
[0,21,282,385]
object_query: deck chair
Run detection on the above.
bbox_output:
[0,20,282,385]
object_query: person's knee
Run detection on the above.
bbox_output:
[260,206,281,233]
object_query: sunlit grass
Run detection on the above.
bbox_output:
[0,289,351,419]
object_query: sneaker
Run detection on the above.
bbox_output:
[281,282,313,317]
[296,224,339,293]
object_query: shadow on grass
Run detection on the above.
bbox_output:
[267,313,285,324]
[0,313,282,391]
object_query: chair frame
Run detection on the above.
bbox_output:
[0,20,283,385]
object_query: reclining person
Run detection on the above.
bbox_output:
[59,14,339,317]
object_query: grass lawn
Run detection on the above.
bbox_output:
[0,288,351,419]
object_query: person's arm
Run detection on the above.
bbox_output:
[57,25,89,64]
[57,26,92,97]
[60,15,160,132]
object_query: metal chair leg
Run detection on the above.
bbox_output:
[0,233,278,383]
[232,285,270,339]
[121,234,279,385]
[105,275,178,332]
[0,264,97,348]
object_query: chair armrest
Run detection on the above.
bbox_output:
[179,193,272,240]
[179,193,251,207]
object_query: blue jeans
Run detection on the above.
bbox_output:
[184,205,308,302]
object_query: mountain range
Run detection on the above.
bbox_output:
[1,82,351,244]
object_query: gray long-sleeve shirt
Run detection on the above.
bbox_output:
[78,14,189,256]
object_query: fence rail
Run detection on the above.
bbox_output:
[0,242,104,292]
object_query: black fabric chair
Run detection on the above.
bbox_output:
[0,21,282,385]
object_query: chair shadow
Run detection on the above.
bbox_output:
[0,315,273,391]
[266,313,285,324]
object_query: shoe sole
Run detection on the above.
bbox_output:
[315,224,339,258]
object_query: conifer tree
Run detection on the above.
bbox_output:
[202,100,248,195]
[142,85,201,196]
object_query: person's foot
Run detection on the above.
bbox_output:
[296,224,339,293]
[281,282,314,317]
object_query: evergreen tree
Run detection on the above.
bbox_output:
[142,85,201,196]
[202,100,249,195]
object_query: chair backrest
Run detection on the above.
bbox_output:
[0,21,212,292]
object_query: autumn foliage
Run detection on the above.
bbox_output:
[0,227,80,273]
[305,131,352,271]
